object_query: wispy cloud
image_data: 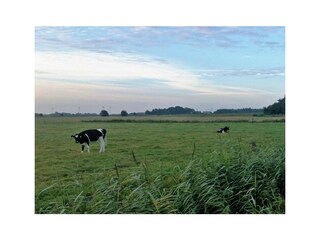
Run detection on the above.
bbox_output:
[35,50,276,97]
[194,67,285,78]
[35,26,285,53]
[36,51,196,89]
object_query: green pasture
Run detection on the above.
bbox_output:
[35,115,285,213]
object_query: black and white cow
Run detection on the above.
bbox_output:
[217,126,230,134]
[71,128,107,153]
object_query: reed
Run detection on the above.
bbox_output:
[36,145,285,214]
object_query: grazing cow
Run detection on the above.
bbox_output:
[217,126,230,134]
[71,128,107,153]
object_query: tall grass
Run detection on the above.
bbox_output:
[173,146,285,214]
[36,144,285,214]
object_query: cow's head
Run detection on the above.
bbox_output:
[71,134,82,143]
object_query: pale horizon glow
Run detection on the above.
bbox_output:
[35,27,285,114]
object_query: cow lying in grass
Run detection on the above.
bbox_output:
[71,128,107,153]
[217,126,230,134]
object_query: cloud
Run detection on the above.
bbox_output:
[36,50,277,99]
[35,26,285,54]
[35,51,195,90]
[194,67,285,78]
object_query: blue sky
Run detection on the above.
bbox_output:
[35,26,285,114]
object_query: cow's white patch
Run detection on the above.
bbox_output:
[84,133,91,143]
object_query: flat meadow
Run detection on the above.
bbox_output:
[35,114,285,214]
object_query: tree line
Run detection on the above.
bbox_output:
[36,98,285,117]
[145,106,200,115]
[213,108,263,114]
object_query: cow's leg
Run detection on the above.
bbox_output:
[99,137,102,153]
[103,133,107,152]
[99,136,105,153]
[87,143,90,153]
[81,144,85,153]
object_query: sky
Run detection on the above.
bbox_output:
[35,26,285,114]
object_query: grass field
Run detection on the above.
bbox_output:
[35,115,285,214]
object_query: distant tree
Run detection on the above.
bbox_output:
[100,110,109,116]
[263,97,285,115]
[121,110,128,116]
[145,106,197,115]
[214,108,263,114]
